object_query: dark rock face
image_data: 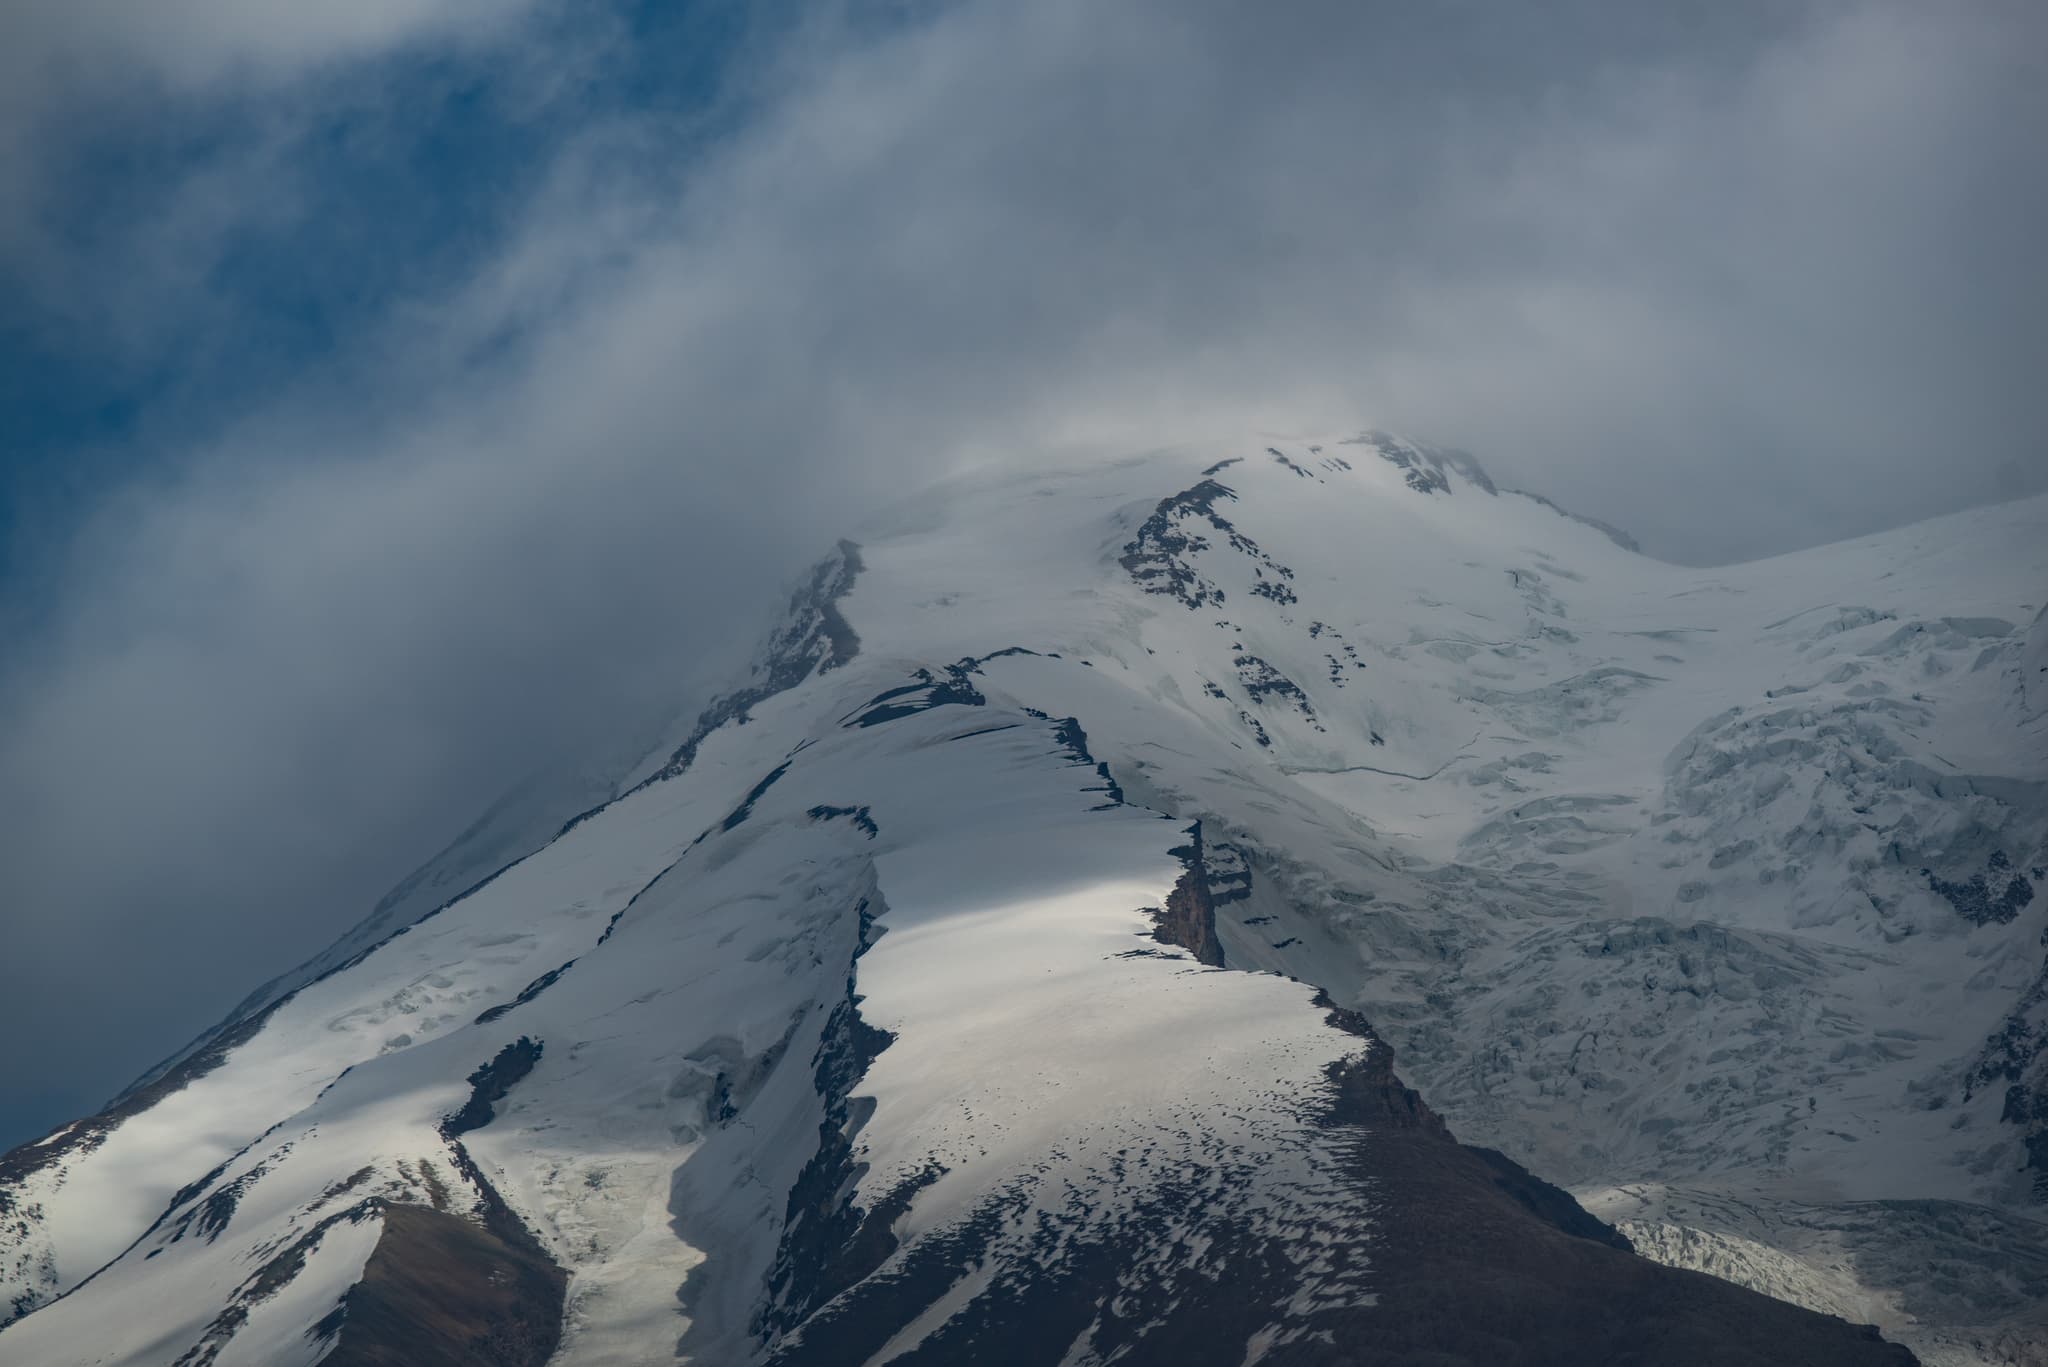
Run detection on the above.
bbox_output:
[846,665,988,728]
[191,1158,276,1244]
[331,1029,575,1363]
[1043,714,1124,808]
[1925,850,2036,926]
[441,1037,544,1139]
[1120,476,1298,612]
[311,1098,573,1367]
[722,761,795,831]
[1268,447,1319,480]
[746,972,1918,1366]
[583,539,867,812]
[1345,430,1498,497]
[1120,478,1240,610]
[1202,839,1253,909]
[1235,653,1323,730]
[763,1158,1344,1367]
[1307,1039,1918,1366]
[843,649,1053,731]
[754,899,925,1342]
[314,1201,566,1367]
[1237,708,1273,747]
[808,804,879,837]
[1151,823,1227,967]
[1969,926,2048,1198]
[474,963,577,1025]
[728,821,1918,1367]
[2008,1083,2048,1194]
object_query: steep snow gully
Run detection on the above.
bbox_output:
[4,433,2045,1366]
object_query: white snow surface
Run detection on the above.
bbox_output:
[2,434,2044,1365]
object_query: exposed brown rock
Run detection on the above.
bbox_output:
[1307,993,1917,1365]
[307,1036,571,1366]
[1151,825,1226,967]
[315,1201,565,1367]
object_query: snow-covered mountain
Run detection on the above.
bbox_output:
[5,435,2043,1366]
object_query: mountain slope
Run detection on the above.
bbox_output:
[5,434,2041,1366]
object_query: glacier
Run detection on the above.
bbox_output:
[2,433,2042,1365]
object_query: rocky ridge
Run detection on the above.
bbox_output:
[4,433,2042,1365]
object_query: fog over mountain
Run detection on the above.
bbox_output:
[1,0,2043,1181]
[7,434,2044,1365]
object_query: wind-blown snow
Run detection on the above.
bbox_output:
[3,434,2042,1365]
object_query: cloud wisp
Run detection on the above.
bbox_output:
[1,0,2043,1145]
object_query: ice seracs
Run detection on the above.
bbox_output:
[4,432,2041,1365]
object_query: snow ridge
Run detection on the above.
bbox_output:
[4,433,2041,1365]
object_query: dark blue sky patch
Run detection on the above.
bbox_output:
[0,0,775,588]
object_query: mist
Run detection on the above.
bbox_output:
[2,0,2043,1147]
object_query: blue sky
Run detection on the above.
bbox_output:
[1,0,2043,1150]
[1,0,763,583]
[0,0,785,1143]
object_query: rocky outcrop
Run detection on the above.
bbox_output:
[746,940,1919,1366]
[753,898,926,1343]
[1924,849,2038,927]
[1152,825,1226,966]
[441,1038,543,1139]
[616,539,866,798]
[1344,430,1498,496]
[1119,475,1297,611]
[1969,935,2048,1198]
[1120,479,1240,609]
[316,1200,566,1367]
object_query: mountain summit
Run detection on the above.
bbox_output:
[5,435,2043,1365]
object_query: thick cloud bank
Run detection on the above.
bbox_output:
[1,0,2042,1144]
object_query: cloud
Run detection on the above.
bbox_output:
[1,0,2043,1144]
[0,0,527,237]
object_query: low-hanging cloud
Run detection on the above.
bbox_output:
[1,0,2043,1145]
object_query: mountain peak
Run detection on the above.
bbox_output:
[6,438,2044,1365]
